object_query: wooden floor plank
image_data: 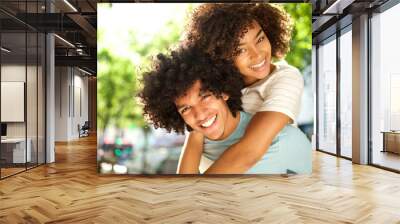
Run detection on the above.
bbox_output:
[0,134,400,223]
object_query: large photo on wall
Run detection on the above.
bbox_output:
[97,3,313,175]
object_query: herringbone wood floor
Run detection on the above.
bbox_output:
[1,135,400,224]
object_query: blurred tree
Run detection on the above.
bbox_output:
[98,18,184,131]
[130,19,184,79]
[283,3,312,72]
[98,49,143,130]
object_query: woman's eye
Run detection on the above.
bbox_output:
[238,48,247,54]
[257,36,265,43]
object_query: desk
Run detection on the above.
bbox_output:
[1,138,31,163]
[381,131,400,154]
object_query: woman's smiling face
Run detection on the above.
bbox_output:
[233,20,274,86]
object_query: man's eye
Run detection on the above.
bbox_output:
[181,107,190,114]
[202,94,211,100]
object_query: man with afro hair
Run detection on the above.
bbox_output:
[139,46,312,174]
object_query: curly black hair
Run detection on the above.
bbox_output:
[138,46,244,134]
[186,3,293,61]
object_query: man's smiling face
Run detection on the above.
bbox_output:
[174,80,238,140]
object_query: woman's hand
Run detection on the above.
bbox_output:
[176,131,205,174]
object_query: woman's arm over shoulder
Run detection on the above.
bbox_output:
[204,111,290,174]
[204,65,304,174]
[177,131,204,174]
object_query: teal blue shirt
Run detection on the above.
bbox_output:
[203,111,312,174]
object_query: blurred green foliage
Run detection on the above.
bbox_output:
[97,49,141,130]
[98,18,184,130]
[283,3,312,72]
[98,3,311,130]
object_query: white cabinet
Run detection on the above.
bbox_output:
[1,138,32,163]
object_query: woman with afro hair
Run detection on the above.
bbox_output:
[177,3,310,174]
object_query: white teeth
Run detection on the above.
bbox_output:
[250,60,265,69]
[201,115,216,128]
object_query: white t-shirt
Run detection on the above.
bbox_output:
[241,61,304,122]
[198,62,304,173]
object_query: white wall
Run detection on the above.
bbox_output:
[55,67,69,141]
[72,72,89,138]
[1,64,46,163]
[54,67,89,141]
[1,65,30,138]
